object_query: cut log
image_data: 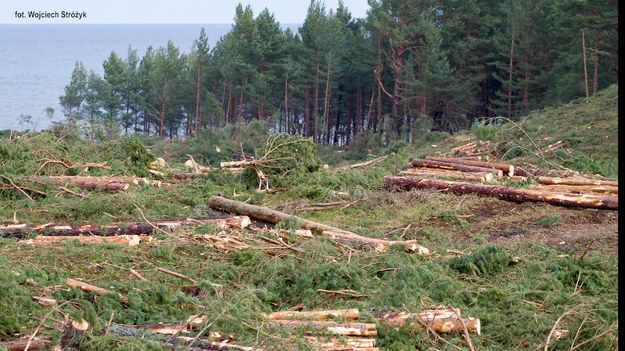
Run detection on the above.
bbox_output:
[513,168,572,177]
[221,160,255,168]
[399,169,494,182]
[306,336,376,349]
[411,158,503,178]
[106,324,258,351]
[384,175,617,210]
[424,156,514,176]
[451,141,478,154]
[335,155,389,171]
[266,320,377,337]
[32,296,57,306]
[18,234,142,246]
[0,216,250,239]
[0,338,48,351]
[207,196,429,254]
[264,309,360,321]
[537,176,618,187]
[23,176,131,191]
[373,308,480,335]
[65,278,128,303]
[530,184,618,197]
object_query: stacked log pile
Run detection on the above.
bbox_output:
[386,155,617,210]
[264,307,479,350]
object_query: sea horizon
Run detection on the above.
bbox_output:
[0,23,300,131]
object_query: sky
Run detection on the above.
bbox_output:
[2,0,371,24]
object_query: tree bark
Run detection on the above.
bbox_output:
[384,176,617,210]
[207,196,429,254]
[424,156,514,176]
[373,308,480,335]
[1,216,251,239]
[411,159,503,178]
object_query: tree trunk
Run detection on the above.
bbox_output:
[207,196,429,254]
[411,159,503,178]
[424,156,514,176]
[384,176,618,210]
[508,30,514,118]
[61,319,90,349]
[1,216,251,239]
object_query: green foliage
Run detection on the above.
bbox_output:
[449,246,512,276]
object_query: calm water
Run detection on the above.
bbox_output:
[0,24,296,131]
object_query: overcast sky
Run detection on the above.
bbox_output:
[2,0,371,24]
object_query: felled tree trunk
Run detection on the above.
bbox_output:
[266,320,377,337]
[106,324,258,351]
[23,176,131,191]
[530,184,618,197]
[0,339,48,351]
[0,216,250,239]
[207,196,429,254]
[537,176,618,187]
[373,308,480,335]
[384,176,617,210]
[264,309,360,321]
[305,336,377,349]
[19,234,142,246]
[399,169,494,182]
[513,168,572,177]
[411,158,503,178]
[424,156,514,176]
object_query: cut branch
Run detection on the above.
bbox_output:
[264,309,360,321]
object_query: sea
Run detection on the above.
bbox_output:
[0,23,299,131]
